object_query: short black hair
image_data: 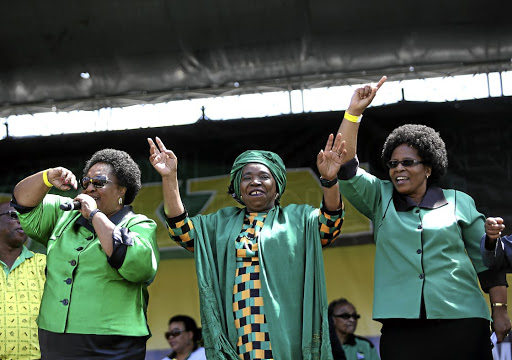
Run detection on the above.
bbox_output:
[328,298,356,360]
[381,124,448,184]
[168,315,202,343]
[83,149,141,205]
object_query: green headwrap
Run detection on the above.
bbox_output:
[229,150,287,205]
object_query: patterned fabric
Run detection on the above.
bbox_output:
[167,206,342,360]
[233,213,273,360]
[168,207,342,251]
[0,248,46,360]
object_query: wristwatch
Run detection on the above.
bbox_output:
[320,177,338,188]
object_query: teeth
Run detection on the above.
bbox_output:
[250,191,263,195]
[397,177,408,181]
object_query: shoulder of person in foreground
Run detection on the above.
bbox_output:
[189,346,207,360]
[348,335,373,347]
[123,211,157,228]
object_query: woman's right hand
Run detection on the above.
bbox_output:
[347,76,387,116]
[47,167,78,191]
[148,137,178,178]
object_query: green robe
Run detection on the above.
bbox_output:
[191,204,334,360]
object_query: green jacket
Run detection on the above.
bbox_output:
[339,167,490,320]
[342,335,380,360]
[18,194,159,336]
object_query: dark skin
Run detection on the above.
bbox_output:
[337,76,510,342]
[12,164,127,257]
[0,202,27,269]
[149,134,346,217]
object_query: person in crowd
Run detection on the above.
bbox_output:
[336,76,510,360]
[148,134,345,360]
[481,216,512,271]
[0,201,46,360]
[11,149,159,359]
[162,315,206,360]
[328,298,379,360]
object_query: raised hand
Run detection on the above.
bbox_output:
[148,137,178,178]
[347,76,387,116]
[317,133,346,180]
[47,167,77,191]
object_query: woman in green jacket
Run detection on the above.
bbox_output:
[148,134,345,360]
[336,76,510,360]
[12,149,159,359]
[328,298,379,360]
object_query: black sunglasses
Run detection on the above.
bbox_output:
[333,313,361,320]
[80,175,113,190]
[0,210,19,220]
[164,329,185,339]
[386,159,424,169]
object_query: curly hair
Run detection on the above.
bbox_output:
[82,149,141,205]
[381,124,448,184]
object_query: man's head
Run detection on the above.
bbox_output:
[0,202,27,249]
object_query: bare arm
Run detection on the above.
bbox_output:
[489,285,511,343]
[13,167,78,207]
[148,137,185,218]
[337,76,387,164]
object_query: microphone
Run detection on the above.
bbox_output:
[60,201,81,211]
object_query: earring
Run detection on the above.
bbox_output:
[275,193,280,200]
[118,198,123,205]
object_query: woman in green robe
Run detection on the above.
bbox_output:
[148,134,346,360]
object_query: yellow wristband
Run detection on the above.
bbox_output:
[42,169,53,188]
[344,111,363,123]
[492,303,507,307]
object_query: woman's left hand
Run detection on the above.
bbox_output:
[74,194,98,220]
[317,133,346,180]
[492,306,511,343]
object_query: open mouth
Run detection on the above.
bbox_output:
[249,190,265,196]
[395,176,409,184]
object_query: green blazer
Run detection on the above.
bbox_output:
[339,167,490,320]
[19,194,159,336]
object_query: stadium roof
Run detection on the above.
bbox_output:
[2,0,512,117]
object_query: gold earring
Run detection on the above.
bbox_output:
[118,198,123,205]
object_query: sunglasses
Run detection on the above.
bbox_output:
[80,175,113,190]
[0,210,19,220]
[386,159,424,169]
[333,313,361,320]
[164,329,185,339]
